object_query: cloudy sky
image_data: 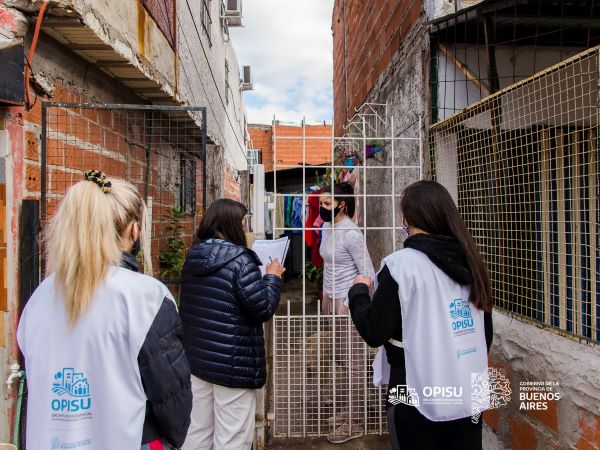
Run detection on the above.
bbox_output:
[229,0,335,125]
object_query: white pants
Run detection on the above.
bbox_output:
[183,375,256,450]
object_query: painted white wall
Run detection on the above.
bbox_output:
[177,0,249,171]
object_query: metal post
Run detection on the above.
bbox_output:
[301,117,307,437]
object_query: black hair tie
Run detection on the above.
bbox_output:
[84,169,112,193]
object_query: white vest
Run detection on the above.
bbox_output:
[384,248,489,421]
[17,267,174,449]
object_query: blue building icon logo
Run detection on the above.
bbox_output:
[52,368,90,398]
[449,299,473,320]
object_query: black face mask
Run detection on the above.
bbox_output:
[131,238,141,257]
[320,206,341,223]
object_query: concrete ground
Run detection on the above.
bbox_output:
[268,435,392,450]
[267,425,506,449]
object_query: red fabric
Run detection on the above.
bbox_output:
[148,440,165,450]
[305,189,323,267]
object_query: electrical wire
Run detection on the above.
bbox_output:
[150,0,250,168]
[25,1,49,110]
[182,0,249,164]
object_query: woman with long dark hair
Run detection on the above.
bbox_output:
[180,198,284,450]
[319,182,374,443]
[348,180,493,450]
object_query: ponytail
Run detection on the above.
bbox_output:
[46,173,149,324]
[47,180,121,324]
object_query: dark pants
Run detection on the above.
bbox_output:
[386,368,482,450]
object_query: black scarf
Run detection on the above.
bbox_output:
[403,234,472,285]
[121,251,139,272]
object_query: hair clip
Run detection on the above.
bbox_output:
[84,169,112,193]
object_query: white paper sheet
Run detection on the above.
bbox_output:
[252,236,290,276]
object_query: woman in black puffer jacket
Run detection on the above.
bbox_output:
[180,199,284,450]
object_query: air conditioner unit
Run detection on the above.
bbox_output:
[222,0,243,27]
[241,65,253,91]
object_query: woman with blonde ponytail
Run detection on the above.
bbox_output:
[18,170,192,450]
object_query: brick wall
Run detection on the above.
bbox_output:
[248,125,273,171]
[248,122,332,172]
[16,80,203,277]
[332,0,422,134]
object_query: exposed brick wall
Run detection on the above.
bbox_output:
[248,125,273,171]
[248,122,332,172]
[16,80,203,276]
[332,0,422,134]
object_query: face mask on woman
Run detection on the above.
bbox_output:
[320,206,341,223]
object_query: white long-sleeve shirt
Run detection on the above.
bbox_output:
[320,217,375,299]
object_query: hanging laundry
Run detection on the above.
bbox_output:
[305,187,323,267]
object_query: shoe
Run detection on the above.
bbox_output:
[326,422,364,444]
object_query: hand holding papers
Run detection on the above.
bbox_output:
[252,237,289,277]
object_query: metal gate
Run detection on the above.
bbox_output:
[41,102,206,289]
[269,105,423,438]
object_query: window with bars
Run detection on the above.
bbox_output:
[430,47,599,343]
[201,0,212,47]
[179,156,196,214]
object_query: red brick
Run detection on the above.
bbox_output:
[509,413,538,450]
[25,164,41,192]
[23,100,43,126]
[332,0,422,134]
[484,408,500,432]
[25,131,39,161]
[528,399,559,433]
[577,410,600,450]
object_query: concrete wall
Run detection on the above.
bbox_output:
[424,0,486,20]
[488,312,600,450]
[177,0,248,174]
[349,23,429,269]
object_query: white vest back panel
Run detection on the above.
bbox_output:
[384,248,489,421]
[17,267,173,449]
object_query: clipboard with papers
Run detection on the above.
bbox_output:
[251,236,290,276]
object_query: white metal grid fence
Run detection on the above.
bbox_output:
[270,106,422,438]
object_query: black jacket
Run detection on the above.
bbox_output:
[348,235,493,382]
[179,239,282,389]
[121,252,192,448]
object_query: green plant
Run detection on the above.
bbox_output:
[159,207,186,279]
[304,262,324,284]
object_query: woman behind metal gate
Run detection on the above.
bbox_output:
[17,170,192,450]
[319,182,375,444]
[348,180,494,450]
[179,199,284,450]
